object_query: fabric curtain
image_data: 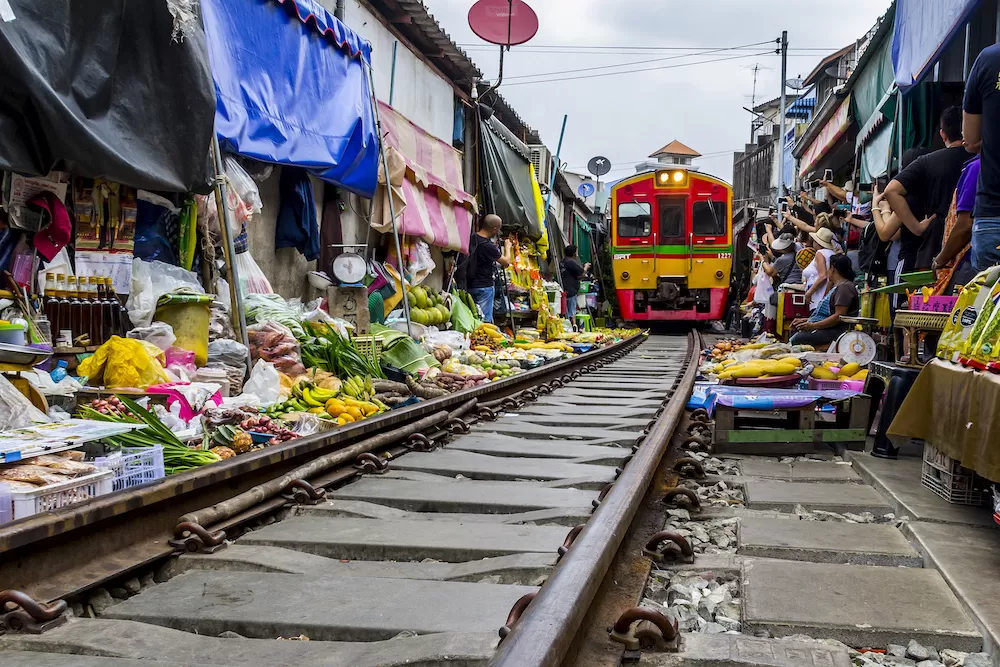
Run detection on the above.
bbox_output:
[892,0,981,92]
[479,117,544,241]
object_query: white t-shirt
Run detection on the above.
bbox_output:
[802,248,836,311]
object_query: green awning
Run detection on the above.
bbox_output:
[856,85,898,153]
[850,28,895,149]
[860,121,895,182]
[479,116,543,240]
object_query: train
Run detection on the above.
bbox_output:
[609,167,734,322]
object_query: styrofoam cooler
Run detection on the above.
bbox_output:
[0,483,12,525]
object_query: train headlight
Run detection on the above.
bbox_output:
[716,270,724,279]
[672,171,685,183]
[657,172,670,184]
[621,271,630,281]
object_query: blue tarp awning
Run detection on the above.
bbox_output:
[201,0,379,197]
[891,0,981,93]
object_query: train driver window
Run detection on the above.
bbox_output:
[658,199,685,243]
[618,202,652,237]
[692,200,728,236]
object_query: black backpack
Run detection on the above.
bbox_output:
[857,222,889,277]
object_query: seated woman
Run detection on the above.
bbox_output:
[789,254,859,349]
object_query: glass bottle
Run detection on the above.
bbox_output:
[111,277,132,335]
[99,277,117,340]
[86,276,103,345]
[51,274,68,345]
[43,274,58,333]
[67,276,85,345]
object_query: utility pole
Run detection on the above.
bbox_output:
[776,31,788,206]
[750,63,761,142]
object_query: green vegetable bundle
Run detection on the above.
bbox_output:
[301,322,384,379]
[76,395,221,475]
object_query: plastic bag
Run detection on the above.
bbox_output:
[223,155,263,230]
[26,369,83,397]
[247,321,306,377]
[450,294,477,334]
[128,257,205,328]
[165,347,197,377]
[0,374,52,429]
[244,293,306,339]
[423,330,468,350]
[203,361,246,395]
[243,359,282,406]
[209,301,235,341]
[207,338,249,368]
[128,322,176,351]
[76,336,171,389]
[235,250,274,295]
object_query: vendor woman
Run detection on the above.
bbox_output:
[789,254,859,348]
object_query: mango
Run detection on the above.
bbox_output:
[811,367,837,380]
[850,369,869,380]
[838,363,861,378]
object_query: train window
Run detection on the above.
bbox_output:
[618,202,652,237]
[693,201,728,236]
[658,199,685,243]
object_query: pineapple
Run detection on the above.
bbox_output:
[212,425,253,455]
[230,430,253,455]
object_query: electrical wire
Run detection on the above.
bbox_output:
[504,51,774,87]
[459,43,842,53]
[505,40,775,81]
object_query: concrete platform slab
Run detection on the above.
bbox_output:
[550,387,663,399]
[326,478,595,513]
[500,413,651,428]
[302,499,591,526]
[516,404,657,417]
[237,516,567,562]
[0,618,498,666]
[181,545,555,584]
[742,559,982,651]
[103,570,536,641]
[476,421,640,444]
[743,480,891,515]
[738,517,922,566]
[638,633,853,666]
[849,452,995,527]
[540,395,661,407]
[739,460,861,483]
[909,521,1000,658]
[448,434,629,463]
[390,449,616,482]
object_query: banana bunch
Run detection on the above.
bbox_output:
[298,382,341,408]
[715,357,803,380]
[341,375,375,401]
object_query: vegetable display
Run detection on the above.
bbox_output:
[301,322,384,379]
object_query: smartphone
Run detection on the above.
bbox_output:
[780,202,789,214]
[824,169,834,182]
[858,182,874,193]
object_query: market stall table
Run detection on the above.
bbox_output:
[889,360,1000,483]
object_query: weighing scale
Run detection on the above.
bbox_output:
[832,317,880,366]
[331,251,368,288]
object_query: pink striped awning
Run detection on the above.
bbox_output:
[375,102,477,253]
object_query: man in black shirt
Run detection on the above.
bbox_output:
[466,214,511,323]
[560,245,590,323]
[964,44,1000,270]
[884,107,970,271]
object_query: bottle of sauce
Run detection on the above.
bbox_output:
[52,274,70,346]
[45,274,61,341]
[67,276,85,345]
[86,276,103,345]
[99,277,118,340]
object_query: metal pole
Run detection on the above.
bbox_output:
[209,135,251,372]
[544,115,567,291]
[777,30,788,206]
[389,41,398,106]
[367,64,412,333]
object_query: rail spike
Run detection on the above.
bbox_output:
[354,453,389,475]
[609,607,681,652]
[673,457,706,479]
[0,590,68,634]
[662,487,701,511]
[404,433,436,452]
[556,524,586,560]
[498,592,537,640]
[169,521,227,554]
[642,531,695,564]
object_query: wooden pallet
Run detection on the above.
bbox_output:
[713,394,871,456]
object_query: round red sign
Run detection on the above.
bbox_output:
[468,0,539,46]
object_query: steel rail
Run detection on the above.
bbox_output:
[489,331,701,667]
[0,333,645,603]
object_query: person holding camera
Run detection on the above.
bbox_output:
[467,214,512,323]
[560,245,591,323]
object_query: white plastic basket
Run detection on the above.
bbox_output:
[921,445,990,506]
[10,470,114,520]
[94,445,165,492]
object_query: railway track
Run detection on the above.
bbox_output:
[0,333,700,667]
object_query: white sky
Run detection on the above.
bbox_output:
[422,0,893,182]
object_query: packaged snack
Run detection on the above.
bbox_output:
[938,268,995,360]
[955,267,1000,361]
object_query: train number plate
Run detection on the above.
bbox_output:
[614,254,632,261]
[718,253,732,259]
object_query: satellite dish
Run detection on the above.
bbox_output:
[785,77,806,90]
[577,182,596,198]
[588,156,612,177]
[468,0,539,46]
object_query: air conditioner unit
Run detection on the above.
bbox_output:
[529,144,553,188]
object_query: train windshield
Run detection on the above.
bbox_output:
[692,200,728,236]
[618,202,652,237]
[658,199,686,243]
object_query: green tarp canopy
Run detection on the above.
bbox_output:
[479,116,543,241]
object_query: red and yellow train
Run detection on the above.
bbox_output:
[610,168,734,322]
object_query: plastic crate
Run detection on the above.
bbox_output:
[921,444,990,506]
[807,378,866,392]
[353,336,385,361]
[10,470,114,520]
[94,445,165,492]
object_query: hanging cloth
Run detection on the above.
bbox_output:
[275,167,320,262]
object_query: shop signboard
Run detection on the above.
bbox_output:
[799,97,851,178]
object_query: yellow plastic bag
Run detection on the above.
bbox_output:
[77,336,170,388]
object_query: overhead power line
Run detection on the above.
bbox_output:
[458,42,842,53]
[504,51,774,87]
[506,40,774,81]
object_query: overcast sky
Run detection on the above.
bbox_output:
[423,0,892,183]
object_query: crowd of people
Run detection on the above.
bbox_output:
[742,42,1000,351]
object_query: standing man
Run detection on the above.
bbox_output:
[884,107,969,271]
[467,214,511,323]
[560,244,590,323]
[963,44,1000,270]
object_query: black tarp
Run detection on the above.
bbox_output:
[479,116,543,241]
[0,0,216,192]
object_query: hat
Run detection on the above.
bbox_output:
[809,227,836,250]
[29,192,72,261]
[771,233,795,252]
